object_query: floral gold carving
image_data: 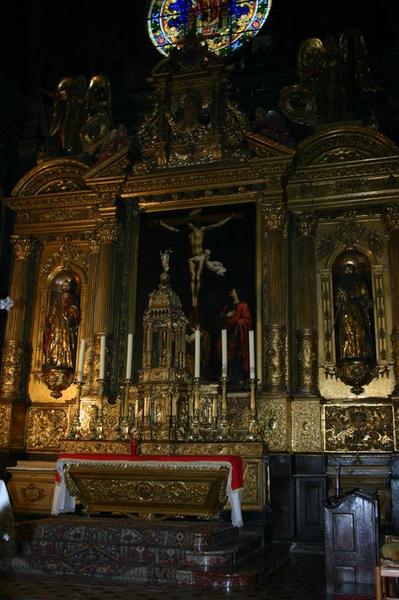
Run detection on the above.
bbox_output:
[317,236,336,258]
[296,329,318,394]
[60,439,131,454]
[262,205,288,233]
[0,341,25,399]
[335,211,365,249]
[96,221,120,245]
[264,325,286,391]
[11,236,35,261]
[384,206,399,233]
[258,397,289,451]
[26,407,68,449]
[40,242,88,277]
[297,212,317,238]
[392,326,399,392]
[367,230,385,257]
[291,400,321,452]
[324,404,394,452]
[242,462,259,505]
[0,404,11,447]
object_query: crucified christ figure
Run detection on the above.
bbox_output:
[158,210,238,307]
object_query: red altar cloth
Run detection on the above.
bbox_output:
[52,448,244,527]
[56,452,243,491]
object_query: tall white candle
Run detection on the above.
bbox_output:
[194,329,201,378]
[125,333,133,380]
[249,330,255,379]
[99,335,106,380]
[77,338,86,383]
[221,329,227,376]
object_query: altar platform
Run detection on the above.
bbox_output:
[1,515,286,590]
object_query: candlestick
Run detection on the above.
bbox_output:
[221,329,227,376]
[77,338,86,383]
[194,329,200,379]
[99,335,106,380]
[125,333,133,380]
[249,330,255,380]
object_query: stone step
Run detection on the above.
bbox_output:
[17,516,238,552]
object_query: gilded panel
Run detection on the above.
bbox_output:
[0,404,12,448]
[324,404,394,452]
[241,461,260,507]
[291,400,321,453]
[258,397,289,451]
[26,407,68,450]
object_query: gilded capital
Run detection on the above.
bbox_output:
[96,221,119,245]
[262,205,288,234]
[88,234,101,254]
[297,212,318,238]
[384,206,399,233]
[11,236,35,261]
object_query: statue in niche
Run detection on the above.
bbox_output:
[334,260,374,363]
[43,276,80,371]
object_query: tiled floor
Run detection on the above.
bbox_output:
[0,553,325,600]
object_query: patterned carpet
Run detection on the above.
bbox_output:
[0,553,326,600]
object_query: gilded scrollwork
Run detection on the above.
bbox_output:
[262,205,288,234]
[0,404,12,447]
[297,212,317,238]
[335,211,365,249]
[324,404,394,452]
[384,206,399,233]
[26,407,68,449]
[291,400,321,452]
[40,242,89,278]
[11,236,35,261]
[317,235,336,258]
[95,221,120,245]
[0,341,25,399]
[296,329,318,394]
[264,325,286,391]
[258,397,289,451]
[241,462,259,506]
[367,230,385,257]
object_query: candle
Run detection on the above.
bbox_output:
[77,338,86,383]
[125,333,133,380]
[249,330,255,379]
[212,396,217,419]
[194,328,200,378]
[99,335,106,380]
[221,329,227,376]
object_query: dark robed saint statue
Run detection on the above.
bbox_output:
[334,263,374,362]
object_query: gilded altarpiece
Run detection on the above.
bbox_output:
[2,35,399,527]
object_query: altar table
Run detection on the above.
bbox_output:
[52,452,244,527]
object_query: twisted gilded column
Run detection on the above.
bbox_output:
[91,221,119,394]
[385,207,399,395]
[295,213,319,395]
[262,204,288,392]
[0,236,35,401]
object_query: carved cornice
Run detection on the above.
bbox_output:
[11,158,90,197]
[5,192,99,212]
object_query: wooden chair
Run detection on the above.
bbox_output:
[376,536,399,600]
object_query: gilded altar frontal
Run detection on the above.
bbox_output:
[2,13,399,540]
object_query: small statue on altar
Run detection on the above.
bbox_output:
[160,248,173,273]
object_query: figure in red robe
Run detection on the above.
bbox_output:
[219,288,253,386]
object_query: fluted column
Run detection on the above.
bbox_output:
[0,236,35,400]
[295,213,319,395]
[91,221,119,393]
[84,234,101,391]
[262,204,289,392]
[385,207,399,394]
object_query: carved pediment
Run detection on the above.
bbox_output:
[295,124,399,167]
[245,132,295,158]
[12,159,90,197]
[84,145,132,180]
